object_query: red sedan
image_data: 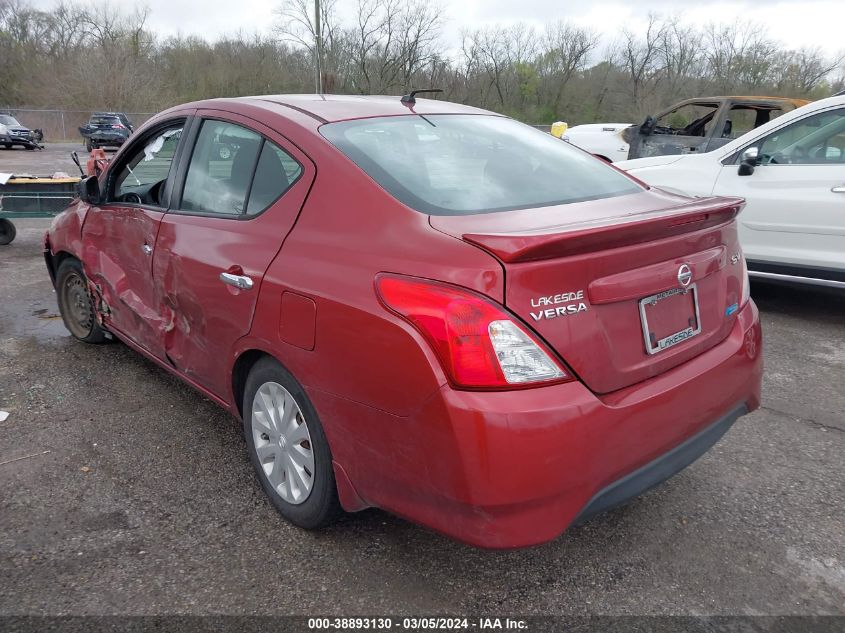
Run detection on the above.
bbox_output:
[44,94,762,548]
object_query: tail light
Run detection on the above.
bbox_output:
[375,274,571,390]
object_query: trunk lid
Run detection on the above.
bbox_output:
[430,190,746,394]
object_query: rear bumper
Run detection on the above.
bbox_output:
[320,300,763,549]
[89,133,127,145]
[572,402,747,525]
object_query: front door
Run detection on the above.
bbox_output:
[152,112,315,398]
[633,101,720,159]
[81,119,188,357]
[713,105,845,275]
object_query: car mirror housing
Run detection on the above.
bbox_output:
[78,176,101,204]
[737,147,759,176]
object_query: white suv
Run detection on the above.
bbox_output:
[617,96,845,289]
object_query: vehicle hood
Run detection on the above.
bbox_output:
[616,154,688,171]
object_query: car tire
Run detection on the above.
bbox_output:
[243,357,341,529]
[0,219,16,245]
[85,139,93,152]
[55,258,109,344]
[2,144,10,149]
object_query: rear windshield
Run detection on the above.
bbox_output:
[92,116,120,125]
[320,115,641,215]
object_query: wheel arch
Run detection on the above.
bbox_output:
[231,348,276,418]
[45,249,78,287]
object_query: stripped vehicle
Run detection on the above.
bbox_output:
[0,113,43,150]
[565,96,808,162]
[43,94,763,548]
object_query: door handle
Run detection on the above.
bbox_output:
[141,243,152,255]
[831,185,845,193]
[219,272,254,290]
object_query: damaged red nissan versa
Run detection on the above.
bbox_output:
[43,94,762,548]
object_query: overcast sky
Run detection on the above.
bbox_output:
[26,0,845,59]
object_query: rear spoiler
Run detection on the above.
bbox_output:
[463,197,744,263]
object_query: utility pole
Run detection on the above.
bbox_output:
[314,0,323,94]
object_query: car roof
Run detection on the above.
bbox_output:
[199,94,495,124]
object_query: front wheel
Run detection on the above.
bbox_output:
[55,258,109,343]
[0,219,16,245]
[243,357,341,529]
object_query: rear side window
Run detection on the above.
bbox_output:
[246,142,303,215]
[181,119,301,216]
[320,115,640,215]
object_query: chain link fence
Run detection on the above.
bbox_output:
[3,107,559,143]
[2,108,156,143]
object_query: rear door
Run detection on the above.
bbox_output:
[152,111,315,397]
[81,118,188,357]
[713,105,845,277]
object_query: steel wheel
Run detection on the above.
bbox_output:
[61,270,96,339]
[54,259,108,344]
[251,381,315,505]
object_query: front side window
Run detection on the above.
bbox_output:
[320,115,641,215]
[757,108,845,165]
[655,103,719,138]
[181,119,302,216]
[113,122,183,205]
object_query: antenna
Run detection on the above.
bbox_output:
[401,89,443,105]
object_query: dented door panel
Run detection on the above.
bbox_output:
[81,204,166,357]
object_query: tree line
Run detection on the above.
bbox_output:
[1,0,843,125]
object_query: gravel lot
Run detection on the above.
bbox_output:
[0,145,844,617]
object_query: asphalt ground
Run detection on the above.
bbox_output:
[0,145,843,618]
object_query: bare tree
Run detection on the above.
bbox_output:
[538,21,597,113]
[617,14,668,114]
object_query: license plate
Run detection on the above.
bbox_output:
[639,284,701,355]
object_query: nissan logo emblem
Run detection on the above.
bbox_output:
[677,264,692,287]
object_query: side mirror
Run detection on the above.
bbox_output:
[737,147,759,176]
[77,176,101,204]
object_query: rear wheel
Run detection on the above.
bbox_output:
[0,219,16,245]
[55,259,109,343]
[85,139,93,152]
[243,357,341,529]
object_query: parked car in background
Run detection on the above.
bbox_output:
[618,94,845,289]
[44,94,762,548]
[566,96,808,162]
[78,112,134,151]
[0,113,43,149]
